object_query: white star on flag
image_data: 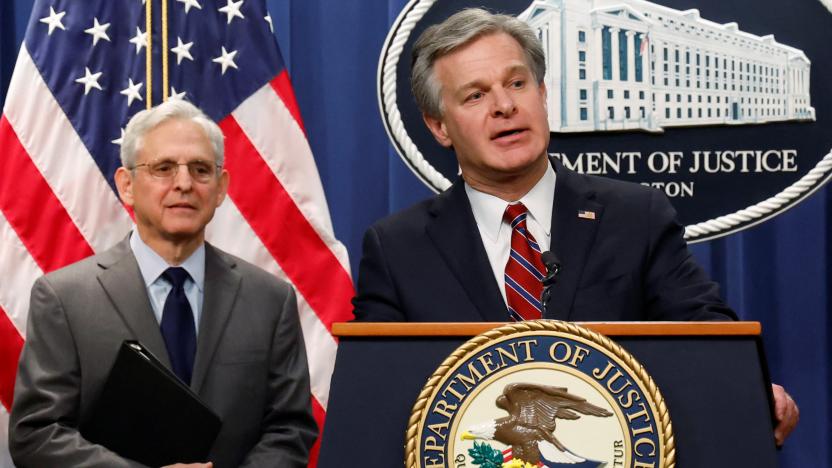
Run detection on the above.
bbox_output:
[39,6,67,36]
[265,13,274,33]
[120,78,143,106]
[218,0,245,24]
[129,27,147,55]
[75,67,104,95]
[84,17,112,47]
[169,86,187,100]
[171,37,195,65]
[177,0,203,14]
[111,128,125,146]
[212,46,238,75]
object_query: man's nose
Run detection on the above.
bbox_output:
[491,87,517,117]
[172,164,194,190]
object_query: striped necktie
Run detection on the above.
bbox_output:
[503,203,545,321]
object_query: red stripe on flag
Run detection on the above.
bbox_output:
[0,307,24,411]
[270,71,306,134]
[0,117,94,272]
[219,116,354,330]
[308,397,326,468]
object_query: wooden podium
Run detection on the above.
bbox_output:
[318,322,778,467]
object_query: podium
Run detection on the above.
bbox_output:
[318,322,778,467]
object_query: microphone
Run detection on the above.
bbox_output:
[541,251,560,286]
[540,251,561,316]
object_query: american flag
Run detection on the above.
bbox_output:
[0,0,354,465]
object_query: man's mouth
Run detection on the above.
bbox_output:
[492,128,526,141]
[168,203,195,210]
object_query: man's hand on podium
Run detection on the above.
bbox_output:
[772,383,799,446]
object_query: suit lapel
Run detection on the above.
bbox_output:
[97,238,172,368]
[191,244,241,393]
[426,181,508,322]
[547,160,604,320]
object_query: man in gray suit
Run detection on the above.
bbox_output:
[9,100,317,467]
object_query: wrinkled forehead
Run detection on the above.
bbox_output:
[137,119,217,162]
[434,33,531,89]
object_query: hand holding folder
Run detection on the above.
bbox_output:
[81,341,222,467]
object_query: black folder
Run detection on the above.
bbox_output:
[81,340,222,466]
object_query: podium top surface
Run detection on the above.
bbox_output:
[332,321,761,337]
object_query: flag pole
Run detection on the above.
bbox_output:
[161,0,169,102]
[145,0,152,108]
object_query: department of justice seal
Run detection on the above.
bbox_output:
[405,320,674,468]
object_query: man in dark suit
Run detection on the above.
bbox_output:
[353,7,797,445]
[10,100,316,467]
[353,158,734,323]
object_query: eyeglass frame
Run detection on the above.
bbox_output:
[130,158,223,183]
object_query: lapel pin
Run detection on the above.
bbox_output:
[578,210,596,220]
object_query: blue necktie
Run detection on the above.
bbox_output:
[160,267,196,385]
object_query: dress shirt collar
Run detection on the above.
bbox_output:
[465,162,556,242]
[129,229,206,292]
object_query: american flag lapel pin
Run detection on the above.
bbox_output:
[578,210,596,220]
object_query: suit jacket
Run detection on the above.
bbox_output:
[10,238,317,468]
[353,160,736,322]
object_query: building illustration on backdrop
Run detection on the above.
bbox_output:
[518,0,815,133]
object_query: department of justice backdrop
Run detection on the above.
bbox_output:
[0,1,829,467]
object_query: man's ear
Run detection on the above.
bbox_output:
[114,167,135,207]
[216,169,230,207]
[422,113,453,148]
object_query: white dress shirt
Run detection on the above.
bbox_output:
[464,164,556,305]
[129,230,205,335]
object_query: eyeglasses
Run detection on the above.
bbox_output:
[132,159,221,183]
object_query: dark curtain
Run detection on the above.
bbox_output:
[1,1,828,466]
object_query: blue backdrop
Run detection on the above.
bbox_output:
[1,1,828,466]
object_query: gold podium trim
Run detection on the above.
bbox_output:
[333,321,761,337]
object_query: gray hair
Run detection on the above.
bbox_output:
[120,99,225,169]
[411,8,546,119]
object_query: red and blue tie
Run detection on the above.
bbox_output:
[503,203,546,321]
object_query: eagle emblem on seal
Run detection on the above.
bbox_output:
[462,383,613,467]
